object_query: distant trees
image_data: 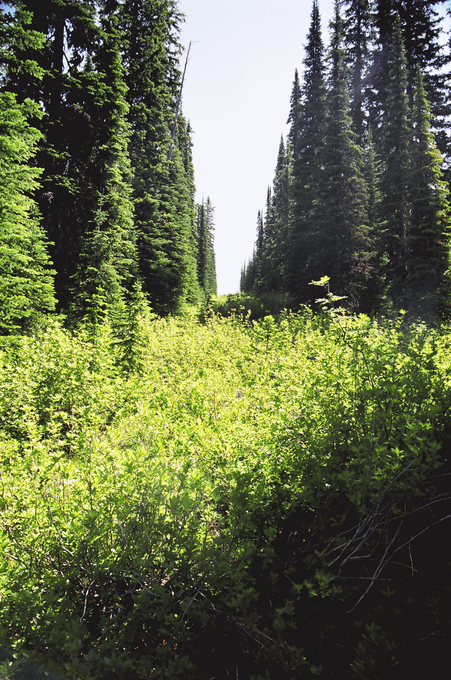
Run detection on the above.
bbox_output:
[242,0,450,322]
[196,197,217,297]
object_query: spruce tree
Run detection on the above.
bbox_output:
[379,14,411,307]
[407,67,450,320]
[0,93,55,334]
[288,0,327,304]
[254,206,266,292]
[196,197,217,297]
[287,69,302,151]
[319,0,371,310]
[3,0,100,310]
[174,117,200,305]
[120,0,197,314]
[68,7,137,319]
[343,0,373,144]
[369,0,448,158]
[258,136,291,293]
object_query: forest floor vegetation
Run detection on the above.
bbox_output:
[1,303,451,678]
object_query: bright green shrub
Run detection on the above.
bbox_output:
[0,311,450,678]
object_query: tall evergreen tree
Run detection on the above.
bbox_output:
[258,136,291,293]
[120,0,198,314]
[287,69,302,150]
[379,14,411,306]
[407,67,450,319]
[343,0,373,144]
[196,196,217,297]
[0,92,55,334]
[2,0,100,310]
[65,5,137,318]
[175,117,201,304]
[369,0,448,157]
[288,0,327,303]
[319,0,371,310]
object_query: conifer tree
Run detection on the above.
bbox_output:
[240,253,256,294]
[68,7,137,319]
[379,14,411,306]
[0,92,55,334]
[407,67,450,319]
[3,0,100,310]
[360,127,385,311]
[196,197,217,297]
[254,205,266,292]
[319,0,371,310]
[120,0,198,314]
[369,0,448,157]
[343,0,373,144]
[288,0,327,303]
[258,137,291,293]
[174,117,200,304]
[287,69,302,150]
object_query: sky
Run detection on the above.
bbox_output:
[178,0,335,294]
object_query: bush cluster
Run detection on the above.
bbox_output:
[1,308,451,678]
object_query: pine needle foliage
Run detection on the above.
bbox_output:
[0,92,55,336]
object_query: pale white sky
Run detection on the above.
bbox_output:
[178,0,335,294]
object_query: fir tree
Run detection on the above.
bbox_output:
[287,69,302,150]
[343,0,373,144]
[369,0,448,158]
[254,207,266,292]
[69,7,137,319]
[379,14,411,307]
[174,117,200,304]
[258,137,291,293]
[288,0,327,303]
[196,197,217,298]
[319,0,371,310]
[407,67,450,319]
[3,0,100,310]
[120,0,197,314]
[0,92,55,334]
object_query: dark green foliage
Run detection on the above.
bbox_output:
[257,137,291,294]
[0,92,55,335]
[318,1,372,311]
[120,0,199,314]
[3,0,101,311]
[378,17,412,309]
[170,117,200,305]
[406,67,450,320]
[369,0,448,158]
[113,281,153,374]
[239,254,257,294]
[246,0,451,318]
[0,0,199,320]
[286,68,302,149]
[288,0,327,304]
[69,11,137,319]
[201,291,290,323]
[343,0,373,143]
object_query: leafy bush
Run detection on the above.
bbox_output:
[1,311,451,678]
[199,291,291,322]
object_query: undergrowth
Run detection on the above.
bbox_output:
[1,307,451,678]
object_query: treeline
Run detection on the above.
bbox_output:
[0,0,216,335]
[242,0,451,322]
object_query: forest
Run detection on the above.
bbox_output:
[242,0,451,325]
[1,0,451,679]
